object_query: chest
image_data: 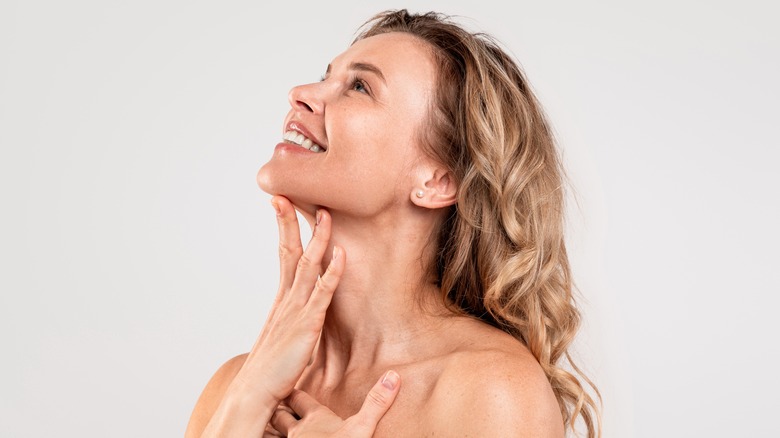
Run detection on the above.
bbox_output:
[296,364,444,437]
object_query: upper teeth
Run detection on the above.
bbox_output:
[283,130,324,153]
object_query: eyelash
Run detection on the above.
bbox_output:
[349,76,369,94]
[318,74,370,95]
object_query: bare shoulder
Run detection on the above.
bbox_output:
[184,353,248,438]
[426,319,564,437]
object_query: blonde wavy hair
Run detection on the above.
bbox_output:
[357,10,602,437]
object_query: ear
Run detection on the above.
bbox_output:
[410,165,457,209]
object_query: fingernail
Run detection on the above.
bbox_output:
[316,209,322,225]
[271,199,281,215]
[332,246,340,261]
[381,370,399,390]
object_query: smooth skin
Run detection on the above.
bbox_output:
[186,32,563,437]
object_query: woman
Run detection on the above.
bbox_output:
[186,9,600,438]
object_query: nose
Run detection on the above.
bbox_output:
[288,82,324,114]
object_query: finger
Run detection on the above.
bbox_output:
[285,388,326,417]
[305,246,345,316]
[272,196,303,289]
[269,407,298,437]
[290,208,332,299]
[263,422,284,437]
[350,370,401,434]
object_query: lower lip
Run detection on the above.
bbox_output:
[274,142,324,155]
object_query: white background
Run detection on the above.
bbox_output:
[1,1,778,436]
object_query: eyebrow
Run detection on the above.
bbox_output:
[326,62,386,84]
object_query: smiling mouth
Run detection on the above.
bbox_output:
[283,130,325,153]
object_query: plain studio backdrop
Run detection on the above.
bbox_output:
[1,0,777,436]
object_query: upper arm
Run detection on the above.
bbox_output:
[184,353,249,438]
[429,351,564,437]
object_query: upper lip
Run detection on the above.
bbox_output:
[285,121,327,151]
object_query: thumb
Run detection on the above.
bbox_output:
[349,370,401,435]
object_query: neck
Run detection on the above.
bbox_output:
[307,206,454,382]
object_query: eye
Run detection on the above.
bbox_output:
[350,76,370,95]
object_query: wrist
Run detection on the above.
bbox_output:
[201,380,279,437]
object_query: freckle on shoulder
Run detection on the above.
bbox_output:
[437,339,552,402]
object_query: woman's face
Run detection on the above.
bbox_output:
[256,32,438,218]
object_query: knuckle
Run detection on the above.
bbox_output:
[276,213,294,225]
[278,243,302,260]
[366,388,389,408]
[325,258,341,275]
[315,276,335,292]
[297,253,315,270]
[287,390,303,407]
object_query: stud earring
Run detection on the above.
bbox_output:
[415,189,425,198]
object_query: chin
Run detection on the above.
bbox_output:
[255,164,275,195]
[256,165,320,216]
